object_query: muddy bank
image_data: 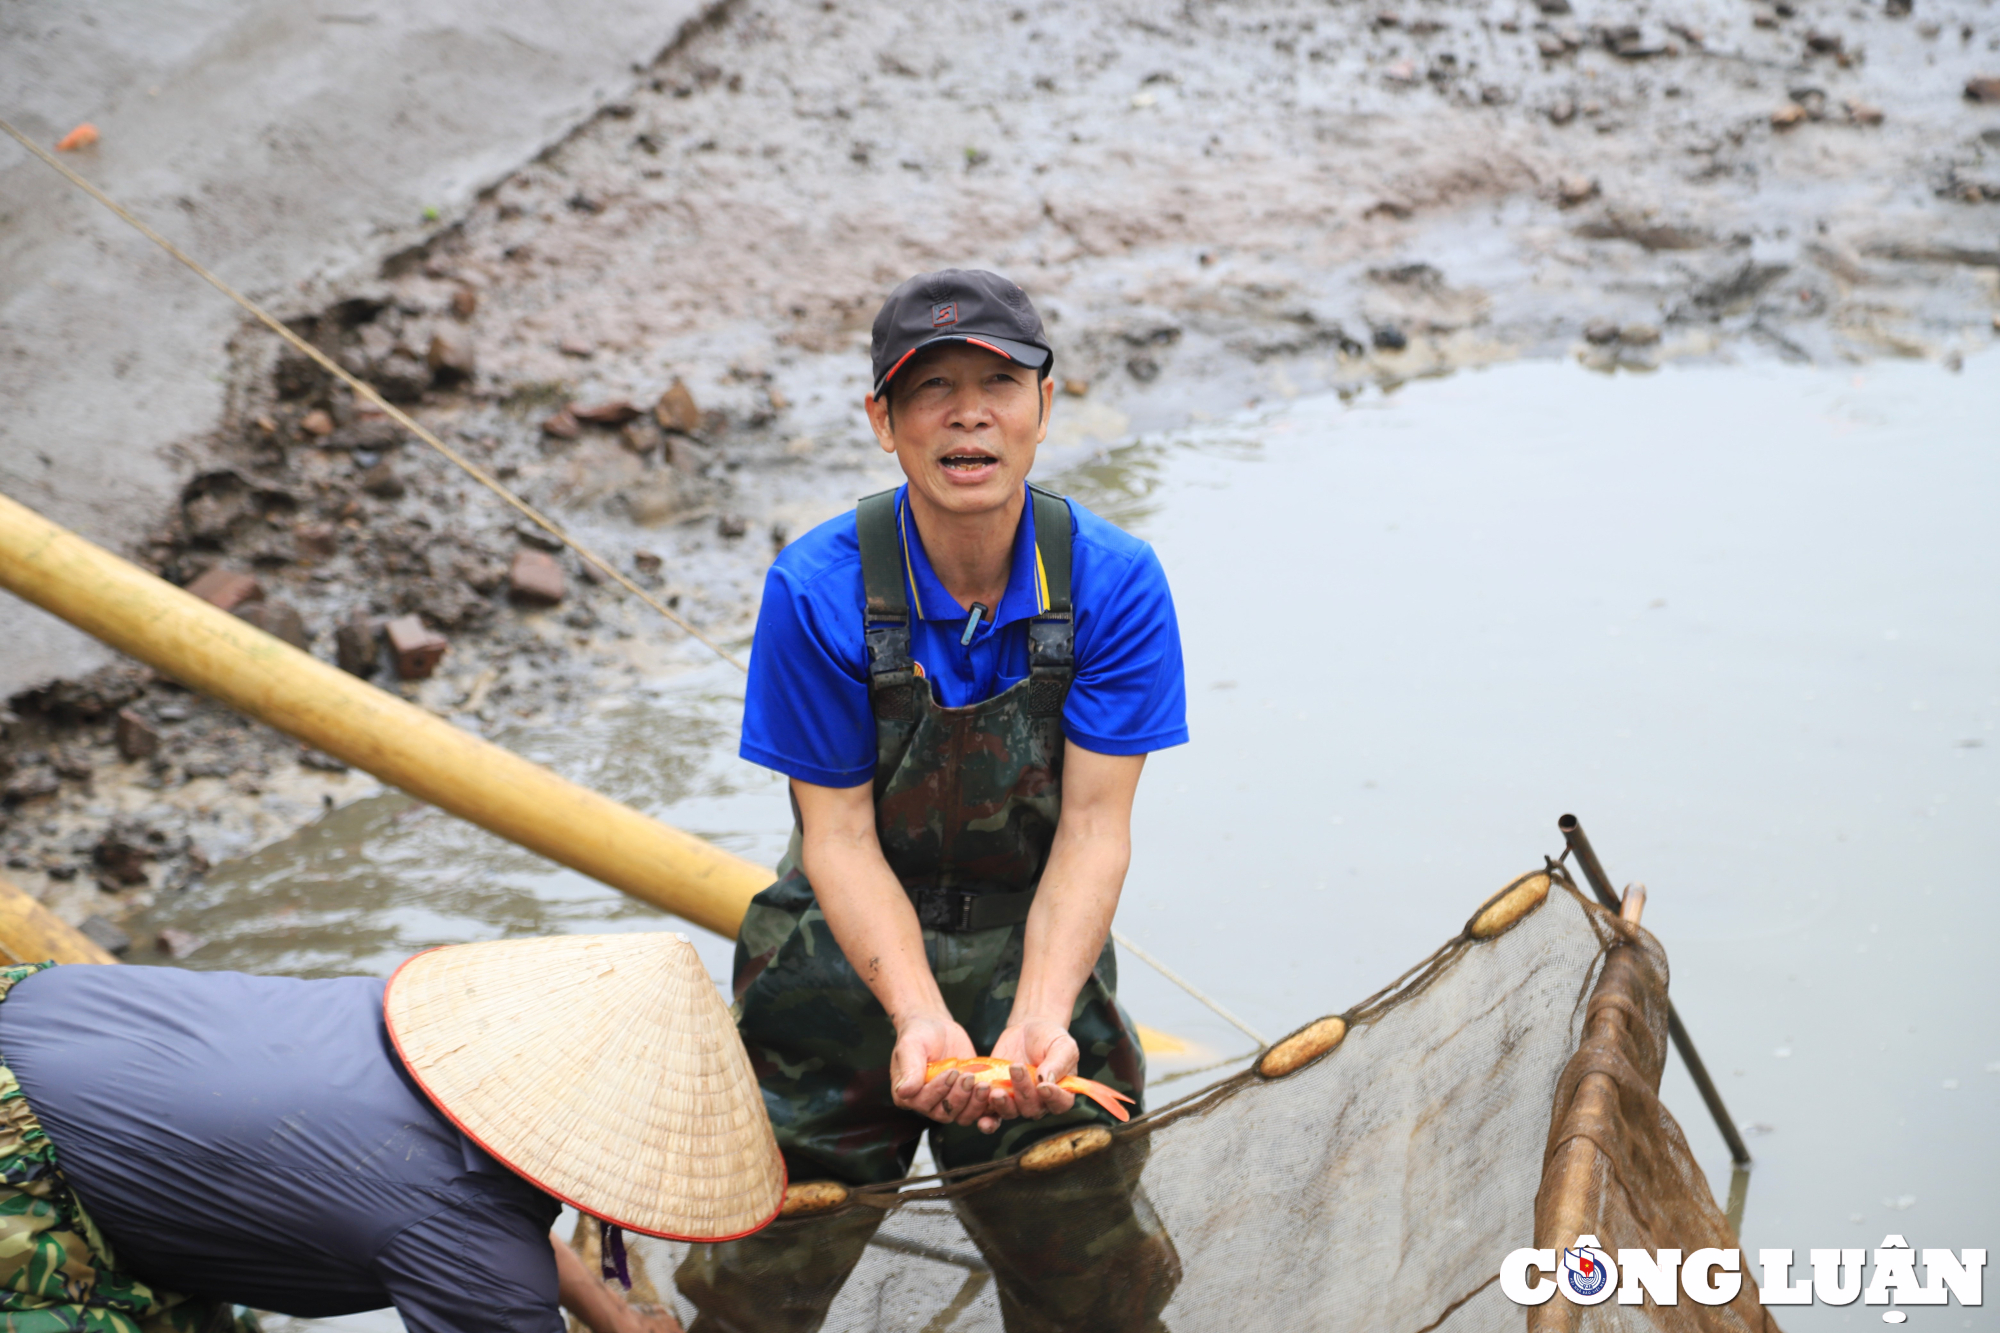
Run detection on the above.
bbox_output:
[5,0,1999,948]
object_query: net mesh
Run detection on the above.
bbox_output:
[581,872,1769,1333]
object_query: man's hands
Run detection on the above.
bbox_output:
[552,1234,684,1333]
[889,1014,990,1125]
[889,1015,1078,1134]
[984,1019,1079,1124]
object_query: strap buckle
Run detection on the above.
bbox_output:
[912,887,979,933]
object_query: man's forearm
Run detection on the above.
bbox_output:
[1010,816,1129,1030]
[802,827,949,1025]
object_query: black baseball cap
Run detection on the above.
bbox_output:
[870,269,1053,399]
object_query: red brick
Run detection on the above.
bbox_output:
[185,567,262,612]
[383,615,448,679]
[509,550,566,605]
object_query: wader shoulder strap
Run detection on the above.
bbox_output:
[856,490,916,721]
[1028,485,1073,616]
[1025,485,1074,719]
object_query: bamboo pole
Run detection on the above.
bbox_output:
[0,873,118,965]
[0,491,771,940]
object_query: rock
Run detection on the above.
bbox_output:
[2,768,59,803]
[1844,99,1884,125]
[717,513,748,539]
[633,550,663,577]
[79,915,133,957]
[623,476,684,527]
[47,746,92,781]
[183,488,253,543]
[619,421,660,456]
[655,379,701,434]
[1556,174,1598,206]
[1804,29,1843,53]
[1126,356,1160,382]
[1584,320,1620,344]
[1537,34,1568,56]
[1964,77,2000,104]
[558,335,596,358]
[115,708,161,761]
[383,615,448,679]
[9,664,149,722]
[1371,325,1408,351]
[334,617,381,678]
[298,749,349,773]
[1884,0,1910,14]
[156,927,207,960]
[1771,102,1809,128]
[93,822,154,887]
[236,599,311,651]
[508,550,566,605]
[1620,323,1662,345]
[427,330,477,384]
[514,523,565,552]
[294,521,339,561]
[1363,197,1414,220]
[1548,97,1577,125]
[300,409,336,437]
[1063,378,1090,396]
[541,409,582,440]
[1535,0,1571,12]
[570,399,642,426]
[361,461,406,499]
[185,567,263,612]
[371,351,431,402]
[450,287,479,319]
[327,416,404,452]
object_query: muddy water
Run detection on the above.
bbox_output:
[139,352,1996,1326]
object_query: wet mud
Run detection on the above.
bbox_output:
[5,0,1999,946]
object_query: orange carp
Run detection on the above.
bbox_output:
[923,1056,1134,1123]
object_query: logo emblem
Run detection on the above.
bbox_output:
[931,301,958,328]
[1560,1235,1617,1305]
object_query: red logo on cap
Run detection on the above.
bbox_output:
[931,302,958,328]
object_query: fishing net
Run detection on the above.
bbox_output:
[580,869,1767,1333]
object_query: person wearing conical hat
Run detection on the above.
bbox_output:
[678,271,1186,1330]
[0,934,782,1333]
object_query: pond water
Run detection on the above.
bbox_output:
[139,351,1999,1330]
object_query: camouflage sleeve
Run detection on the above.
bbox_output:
[374,1197,564,1333]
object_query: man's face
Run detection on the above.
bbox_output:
[865,344,1054,518]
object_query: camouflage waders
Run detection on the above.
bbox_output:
[678,488,1179,1332]
[0,963,258,1333]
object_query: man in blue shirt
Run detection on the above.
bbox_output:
[676,271,1186,1331]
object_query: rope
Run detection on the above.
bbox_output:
[1112,928,1268,1048]
[7,116,1263,1054]
[0,116,747,672]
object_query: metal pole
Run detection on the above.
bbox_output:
[1558,814,1752,1167]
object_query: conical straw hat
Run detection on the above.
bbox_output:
[384,932,786,1241]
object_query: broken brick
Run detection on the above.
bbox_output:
[185,567,263,612]
[383,615,448,680]
[508,550,566,606]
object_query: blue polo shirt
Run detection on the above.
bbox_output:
[742,485,1187,787]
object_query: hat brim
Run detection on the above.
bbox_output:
[384,933,787,1243]
[875,334,1051,398]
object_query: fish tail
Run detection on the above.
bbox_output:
[1058,1076,1134,1123]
